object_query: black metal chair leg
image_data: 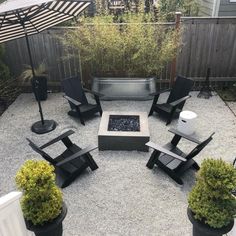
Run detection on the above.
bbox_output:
[149,95,159,117]
[166,108,176,125]
[166,118,172,126]
[146,150,159,169]
[148,108,154,117]
[156,160,184,185]
[86,154,99,171]
[79,117,85,126]
[75,107,85,125]
[192,161,200,170]
[168,172,183,185]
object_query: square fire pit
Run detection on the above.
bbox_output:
[98,111,150,151]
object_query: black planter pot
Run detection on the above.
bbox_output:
[26,202,67,236]
[187,207,234,236]
[32,76,48,101]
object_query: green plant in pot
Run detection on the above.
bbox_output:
[20,62,48,101]
[15,160,67,236]
[188,158,236,236]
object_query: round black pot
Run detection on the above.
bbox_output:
[187,207,234,236]
[26,202,67,236]
[31,76,48,101]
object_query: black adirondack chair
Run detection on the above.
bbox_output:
[62,76,103,125]
[148,76,194,125]
[146,128,214,185]
[27,130,98,188]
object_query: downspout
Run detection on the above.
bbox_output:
[212,0,220,16]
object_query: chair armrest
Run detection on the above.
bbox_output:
[63,95,81,106]
[146,141,186,162]
[56,144,98,167]
[168,128,201,144]
[149,88,171,96]
[169,95,191,107]
[40,130,75,149]
[83,88,104,97]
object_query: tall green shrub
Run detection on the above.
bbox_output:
[64,13,180,78]
[188,159,236,228]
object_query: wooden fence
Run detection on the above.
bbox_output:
[177,17,236,85]
[3,28,80,86]
[3,17,236,89]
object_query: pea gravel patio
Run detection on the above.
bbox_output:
[0,91,235,236]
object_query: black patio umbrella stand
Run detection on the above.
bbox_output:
[25,33,56,134]
[0,0,91,134]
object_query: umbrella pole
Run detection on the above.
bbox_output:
[24,34,57,134]
[24,34,45,125]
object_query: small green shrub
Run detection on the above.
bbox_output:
[188,158,236,228]
[15,160,63,226]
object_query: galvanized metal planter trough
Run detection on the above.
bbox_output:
[91,77,157,100]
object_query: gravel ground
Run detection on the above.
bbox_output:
[227,101,236,118]
[0,91,235,236]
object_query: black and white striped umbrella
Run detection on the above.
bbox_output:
[0,0,91,43]
[0,0,91,134]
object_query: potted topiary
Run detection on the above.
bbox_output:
[20,62,48,101]
[188,158,236,236]
[15,160,67,236]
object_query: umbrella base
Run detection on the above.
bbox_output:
[31,120,57,134]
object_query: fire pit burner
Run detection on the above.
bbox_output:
[108,115,140,132]
[98,111,150,151]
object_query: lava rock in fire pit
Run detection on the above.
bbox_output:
[108,115,140,132]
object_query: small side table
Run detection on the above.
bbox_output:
[177,111,197,135]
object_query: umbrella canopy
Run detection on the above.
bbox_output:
[0,0,91,134]
[0,0,91,43]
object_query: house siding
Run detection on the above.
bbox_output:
[219,0,236,16]
[199,0,215,16]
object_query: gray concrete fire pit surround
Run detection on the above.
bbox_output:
[98,111,150,151]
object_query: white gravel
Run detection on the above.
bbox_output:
[227,101,236,117]
[0,91,235,236]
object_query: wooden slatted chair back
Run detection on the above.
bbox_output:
[185,133,214,161]
[167,76,194,109]
[62,76,88,110]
